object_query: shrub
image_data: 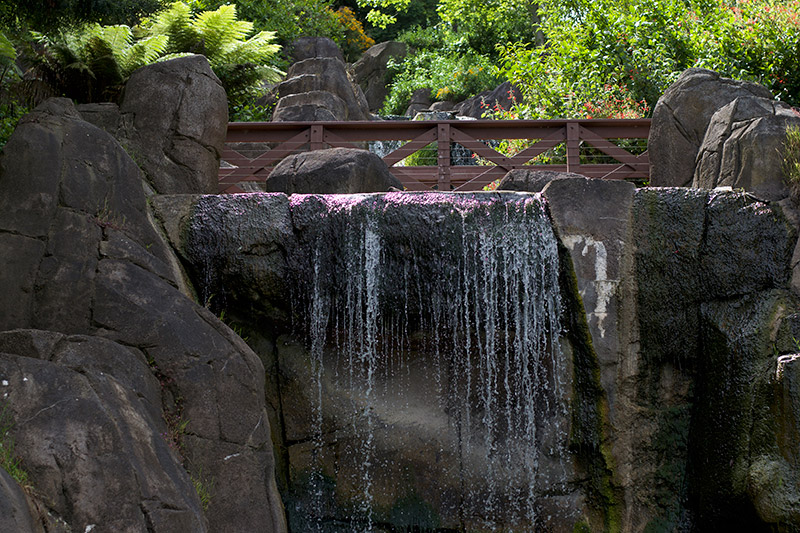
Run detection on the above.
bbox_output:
[382,26,499,115]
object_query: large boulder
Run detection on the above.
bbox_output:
[118,55,228,194]
[287,36,344,63]
[498,169,586,192]
[265,147,403,194]
[404,87,432,116]
[273,57,371,122]
[0,469,38,533]
[455,81,521,119]
[272,91,346,122]
[648,68,773,187]
[0,330,207,532]
[352,41,408,112]
[693,96,800,201]
[0,98,287,533]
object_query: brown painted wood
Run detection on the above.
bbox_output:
[220,119,651,192]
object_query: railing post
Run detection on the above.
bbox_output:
[310,124,324,151]
[566,122,580,173]
[438,123,451,191]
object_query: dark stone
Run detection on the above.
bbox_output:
[265,147,403,194]
[0,331,207,532]
[0,468,37,533]
[405,88,432,116]
[353,41,408,112]
[288,37,344,63]
[0,97,287,532]
[648,68,773,187]
[455,81,522,119]
[498,169,586,192]
[693,96,800,201]
[272,91,346,122]
[120,55,228,194]
[273,58,370,122]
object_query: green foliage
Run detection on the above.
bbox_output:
[0,102,27,151]
[0,402,30,489]
[0,0,168,32]
[499,0,800,120]
[229,100,274,122]
[437,0,543,54]
[784,124,800,203]
[26,1,282,110]
[190,466,214,510]
[202,0,348,64]
[382,25,499,115]
[149,2,283,107]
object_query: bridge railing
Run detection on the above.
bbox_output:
[219,118,651,193]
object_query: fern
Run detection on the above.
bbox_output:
[27,0,283,108]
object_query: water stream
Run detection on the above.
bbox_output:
[289,192,569,532]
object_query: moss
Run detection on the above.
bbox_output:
[385,491,440,530]
[557,239,621,532]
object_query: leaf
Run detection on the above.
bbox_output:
[0,32,15,64]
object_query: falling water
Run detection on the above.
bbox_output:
[290,191,568,532]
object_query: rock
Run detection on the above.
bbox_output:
[272,91,346,122]
[498,169,586,192]
[0,330,208,532]
[693,96,800,201]
[649,68,773,187]
[404,87,432,116]
[273,58,371,122]
[542,177,637,410]
[0,98,287,533]
[265,147,403,194]
[430,100,456,111]
[689,290,794,530]
[352,41,408,112]
[0,468,38,533]
[455,81,521,119]
[288,36,344,63]
[151,193,296,326]
[119,55,228,194]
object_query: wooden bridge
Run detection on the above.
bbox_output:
[219,118,652,193]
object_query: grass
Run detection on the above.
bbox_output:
[783,124,800,203]
[0,402,30,489]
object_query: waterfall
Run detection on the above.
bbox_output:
[289,192,568,532]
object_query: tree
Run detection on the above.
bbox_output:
[0,0,168,33]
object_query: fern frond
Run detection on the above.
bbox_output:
[119,34,168,76]
[0,32,15,64]
[95,25,134,59]
[220,31,281,66]
[151,1,197,54]
[193,4,253,60]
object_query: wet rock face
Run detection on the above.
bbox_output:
[631,187,797,531]
[649,68,773,187]
[0,99,286,533]
[171,191,585,532]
